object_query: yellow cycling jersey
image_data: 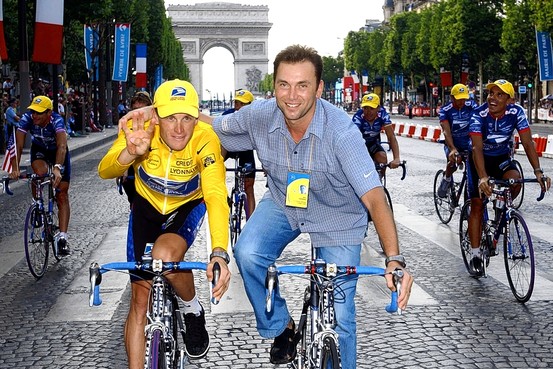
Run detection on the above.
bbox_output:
[98,120,229,250]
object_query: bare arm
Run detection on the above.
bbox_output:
[361,187,413,310]
[383,125,400,167]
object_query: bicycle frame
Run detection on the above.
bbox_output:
[265,253,401,369]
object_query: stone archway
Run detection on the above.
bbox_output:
[167,2,272,99]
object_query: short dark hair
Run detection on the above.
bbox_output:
[273,45,323,85]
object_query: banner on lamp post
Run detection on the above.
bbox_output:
[154,65,164,92]
[112,23,131,82]
[84,24,99,81]
[536,30,553,81]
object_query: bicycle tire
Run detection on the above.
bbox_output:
[458,201,472,274]
[317,336,341,369]
[503,210,535,303]
[229,191,239,249]
[50,200,61,261]
[145,329,165,369]
[433,170,455,224]
[24,204,49,279]
[511,159,525,210]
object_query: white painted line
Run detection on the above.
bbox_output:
[205,219,253,314]
[47,227,129,322]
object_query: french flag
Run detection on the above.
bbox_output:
[0,1,8,60]
[32,0,64,65]
[135,43,147,88]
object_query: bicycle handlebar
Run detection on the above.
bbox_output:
[375,160,407,181]
[2,172,51,196]
[89,260,218,307]
[489,177,547,202]
[264,262,403,315]
[116,175,134,195]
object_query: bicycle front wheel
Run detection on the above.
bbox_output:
[317,336,341,369]
[503,210,535,303]
[512,159,525,210]
[458,201,472,273]
[50,200,61,261]
[433,169,454,224]
[24,204,49,279]
[145,329,167,369]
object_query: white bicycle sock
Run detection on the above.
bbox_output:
[182,295,202,316]
[471,248,481,257]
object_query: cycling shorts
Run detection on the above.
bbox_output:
[226,150,257,179]
[127,194,206,282]
[365,141,386,159]
[467,153,519,198]
[30,144,71,182]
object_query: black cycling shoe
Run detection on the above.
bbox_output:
[270,318,297,365]
[57,237,70,256]
[469,256,483,276]
[184,304,210,359]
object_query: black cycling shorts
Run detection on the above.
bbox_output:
[467,153,519,198]
[30,144,71,182]
[126,194,206,282]
[365,142,386,159]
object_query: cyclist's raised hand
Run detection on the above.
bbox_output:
[118,105,154,132]
[120,109,155,157]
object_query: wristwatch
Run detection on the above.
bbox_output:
[53,163,65,173]
[385,255,406,268]
[210,250,230,264]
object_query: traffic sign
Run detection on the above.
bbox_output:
[519,85,527,94]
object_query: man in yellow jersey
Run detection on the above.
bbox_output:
[98,79,230,369]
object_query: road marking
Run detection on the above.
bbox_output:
[393,204,553,301]
[46,227,128,322]
[205,221,253,314]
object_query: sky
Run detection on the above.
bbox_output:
[165,0,385,100]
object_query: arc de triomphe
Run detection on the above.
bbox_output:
[167,2,272,99]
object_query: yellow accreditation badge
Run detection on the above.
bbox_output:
[285,171,310,208]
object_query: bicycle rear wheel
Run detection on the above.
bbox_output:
[512,159,525,209]
[24,204,49,279]
[317,336,341,369]
[503,210,535,303]
[458,201,472,273]
[433,169,455,224]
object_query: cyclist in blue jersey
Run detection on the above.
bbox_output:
[222,89,258,218]
[467,79,550,274]
[9,95,71,255]
[437,84,478,197]
[352,93,401,180]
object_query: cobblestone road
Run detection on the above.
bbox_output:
[0,131,552,369]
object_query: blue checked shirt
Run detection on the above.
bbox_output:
[212,98,382,247]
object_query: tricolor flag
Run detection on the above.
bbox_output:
[135,43,147,88]
[2,130,17,174]
[32,0,64,64]
[0,2,8,60]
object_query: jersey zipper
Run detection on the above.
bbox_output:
[162,150,173,214]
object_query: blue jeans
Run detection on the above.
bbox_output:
[234,196,360,369]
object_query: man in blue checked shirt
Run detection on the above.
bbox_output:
[205,45,414,369]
